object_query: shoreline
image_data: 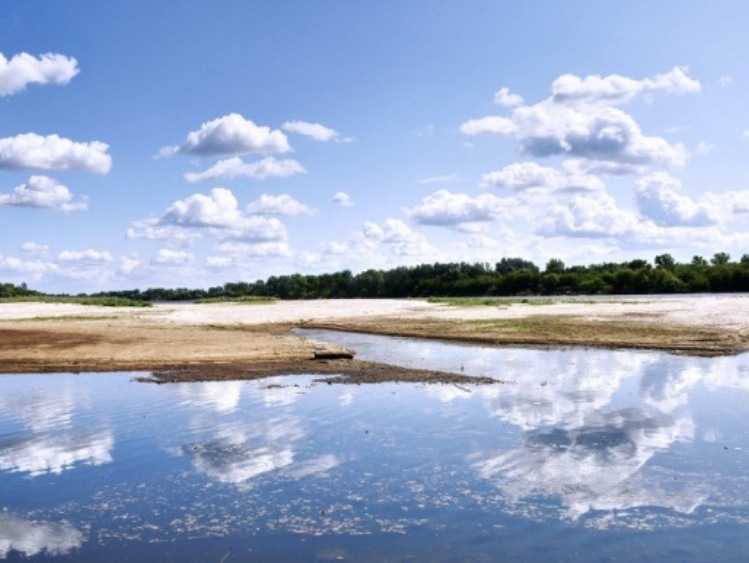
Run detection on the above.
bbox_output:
[1,297,747,382]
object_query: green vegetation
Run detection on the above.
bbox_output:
[0,294,151,307]
[3,251,749,302]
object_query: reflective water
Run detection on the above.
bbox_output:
[1,332,749,561]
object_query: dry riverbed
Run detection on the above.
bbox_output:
[1,296,748,382]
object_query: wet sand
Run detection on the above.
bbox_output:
[1,296,748,382]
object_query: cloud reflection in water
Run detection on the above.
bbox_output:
[0,513,83,559]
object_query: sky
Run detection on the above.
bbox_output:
[2,1,749,293]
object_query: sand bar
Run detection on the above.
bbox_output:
[1,296,748,381]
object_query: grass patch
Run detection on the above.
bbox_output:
[193,296,277,304]
[0,296,151,307]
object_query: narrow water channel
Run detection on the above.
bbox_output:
[1,332,748,561]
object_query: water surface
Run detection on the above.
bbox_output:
[1,333,749,561]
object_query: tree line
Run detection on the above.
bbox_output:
[4,252,749,302]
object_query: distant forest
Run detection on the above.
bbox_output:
[3,252,749,301]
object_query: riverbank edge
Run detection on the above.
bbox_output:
[0,314,747,383]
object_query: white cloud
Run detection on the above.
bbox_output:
[461,67,699,169]
[21,242,49,256]
[460,115,517,136]
[217,241,292,257]
[538,192,639,238]
[216,215,288,243]
[184,156,306,182]
[420,174,461,185]
[118,254,142,274]
[407,190,511,226]
[0,133,112,173]
[57,249,113,263]
[359,219,436,258]
[126,219,203,243]
[163,113,291,157]
[282,120,340,141]
[332,191,354,206]
[0,255,54,279]
[162,188,242,228]
[0,52,79,97]
[206,256,233,268]
[635,172,716,227]
[322,241,350,255]
[480,161,604,193]
[246,194,315,216]
[494,86,524,107]
[0,175,87,212]
[719,76,733,87]
[151,248,194,265]
[151,188,288,243]
[549,66,700,106]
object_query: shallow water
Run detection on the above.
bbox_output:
[1,333,749,561]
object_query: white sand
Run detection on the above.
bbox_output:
[2,295,749,331]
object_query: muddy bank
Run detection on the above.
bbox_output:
[140,358,500,385]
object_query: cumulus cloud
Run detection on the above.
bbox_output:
[407,190,511,226]
[0,175,87,212]
[217,241,292,257]
[0,255,54,280]
[161,188,242,228]
[126,219,203,243]
[282,120,340,141]
[538,192,638,238]
[151,248,194,265]
[332,191,354,206]
[635,172,716,227]
[206,256,233,268]
[57,248,112,262]
[184,156,306,182]
[549,66,700,106]
[57,249,113,263]
[461,67,699,169]
[0,52,79,97]
[246,194,315,216]
[146,188,288,243]
[119,254,142,274]
[359,219,436,257]
[494,87,524,107]
[161,113,291,157]
[21,242,49,256]
[480,161,604,193]
[0,133,112,173]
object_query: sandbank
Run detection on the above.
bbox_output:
[0,296,747,382]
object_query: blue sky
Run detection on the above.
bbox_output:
[2,1,749,292]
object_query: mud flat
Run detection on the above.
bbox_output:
[1,296,748,381]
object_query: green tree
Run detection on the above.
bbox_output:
[544,258,565,274]
[654,253,676,270]
[691,255,708,267]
